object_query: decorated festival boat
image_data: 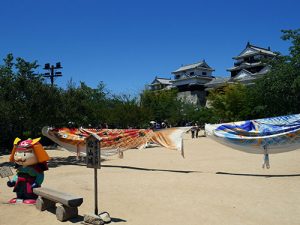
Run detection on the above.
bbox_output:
[42,126,190,158]
[205,114,300,168]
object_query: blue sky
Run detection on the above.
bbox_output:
[1,0,299,95]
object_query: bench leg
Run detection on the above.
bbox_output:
[56,204,78,222]
[36,197,56,211]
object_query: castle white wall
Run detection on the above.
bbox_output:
[174,68,212,80]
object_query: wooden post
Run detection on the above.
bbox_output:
[86,133,101,216]
[56,204,78,222]
[94,167,98,215]
[36,196,56,211]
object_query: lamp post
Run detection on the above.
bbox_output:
[43,62,63,86]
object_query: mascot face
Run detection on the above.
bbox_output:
[14,140,38,166]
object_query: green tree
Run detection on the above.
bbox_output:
[250,28,300,118]
[207,29,300,122]
[0,54,65,148]
[106,94,149,128]
[140,89,183,125]
[207,83,251,122]
[61,81,108,127]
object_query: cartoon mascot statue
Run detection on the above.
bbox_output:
[7,137,50,204]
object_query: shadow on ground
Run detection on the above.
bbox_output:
[111,217,127,223]
[48,156,87,168]
[46,156,200,173]
[49,156,200,173]
[42,209,127,224]
[69,213,127,224]
[216,171,300,178]
[103,164,200,174]
[1,156,199,174]
[48,156,107,168]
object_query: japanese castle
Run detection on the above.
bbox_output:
[148,42,276,105]
[149,60,215,105]
[205,42,276,90]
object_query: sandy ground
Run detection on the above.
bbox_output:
[1,131,300,225]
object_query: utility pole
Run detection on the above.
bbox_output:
[43,62,63,86]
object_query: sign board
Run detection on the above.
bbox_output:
[86,133,101,169]
[0,166,13,178]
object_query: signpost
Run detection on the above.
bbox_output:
[84,133,112,225]
[86,133,101,215]
[0,166,13,181]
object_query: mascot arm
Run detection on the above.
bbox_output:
[35,172,44,186]
[7,174,18,187]
[12,174,18,182]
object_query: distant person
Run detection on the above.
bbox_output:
[191,124,197,138]
[149,121,156,130]
[67,121,75,129]
[155,123,161,130]
[195,123,200,138]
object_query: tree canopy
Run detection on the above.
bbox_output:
[207,28,300,122]
[1,28,299,152]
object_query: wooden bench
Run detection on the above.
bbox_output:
[33,187,83,221]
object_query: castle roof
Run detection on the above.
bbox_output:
[233,42,276,60]
[150,77,172,85]
[227,62,263,72]
[172,60,214,73]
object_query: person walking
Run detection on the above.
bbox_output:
[191,124,197,138]
[195,123,200,138]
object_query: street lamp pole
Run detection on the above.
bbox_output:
[43,62,63,86]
